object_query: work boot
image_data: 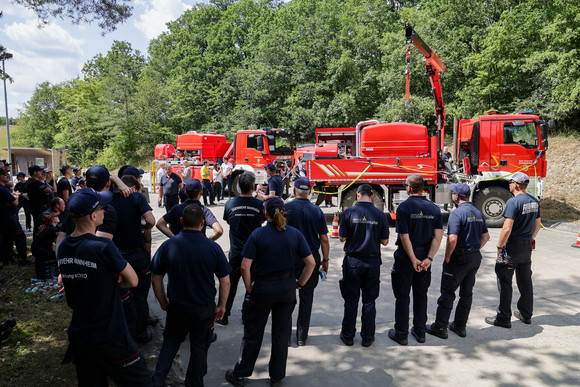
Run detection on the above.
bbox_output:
[388,329,408,346]
[449,322,466,337]
[426,324,448,339]
[514,311,531,324]
[485,316,511,328]
[225,369,245,387]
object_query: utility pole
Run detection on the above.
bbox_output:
[0,45,13,178]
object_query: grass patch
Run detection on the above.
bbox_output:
[0,264,76,385]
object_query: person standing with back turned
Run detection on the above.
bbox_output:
[426,183,490,339]
[151,204,231,387]
[285,177,330,346]
[226,196,315,387]
[389,174,442,345]
[338,184,389,347]
[486,172,541,328]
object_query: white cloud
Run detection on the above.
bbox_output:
[134,0,192,40]
[4,19,84,58]
[1,19,84,114]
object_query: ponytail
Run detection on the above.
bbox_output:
[272,209,287,232]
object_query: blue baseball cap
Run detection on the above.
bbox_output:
[28,165,43,174]
[122,166,141,178]
[263,196,285,216]
[356,184,373,195]
[73,167,81,172]
[16,172,26,178]
[264,163,277,172]
[294,177,311,190]
[449,183,470,197]
[66,188,112,218]
[86,165,110,187]
[185,178,203,191]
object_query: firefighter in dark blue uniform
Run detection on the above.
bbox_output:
[389,174,443,345]
[486,172,541,328]
[258,163,284,200]
[427,183,490,339]
[338,184,389,347]
[151,204,231,387]
[226,196,315,387]
[285,177,330,346]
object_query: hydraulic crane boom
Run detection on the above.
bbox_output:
[405,22,446,154]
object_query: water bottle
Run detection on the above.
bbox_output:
[319,268,327,281]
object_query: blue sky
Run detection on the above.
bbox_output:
[0,0,210,116]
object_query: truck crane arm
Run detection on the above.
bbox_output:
[405,22,446,154]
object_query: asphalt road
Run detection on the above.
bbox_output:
[144,194,580,387]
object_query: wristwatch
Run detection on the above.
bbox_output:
[427,257,433,261]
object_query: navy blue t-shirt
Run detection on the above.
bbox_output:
[0,185,17,217]
[70,175,80,190]
[223,196,265,258]
[111,191,152,250]
[163,199,218,236]
[448,202,488,251]
[150,230,230,308]
[160,173,182,196]
[340,201,389,261]
[267,175,284,197]
[26,178,50,213]
[285,198,327,253]
[57,177,72,199]
[395,196,443,249]
[57,233,128,346]
[242,222,311,277]
[504,193,540,240]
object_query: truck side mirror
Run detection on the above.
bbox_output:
[512,120,525,127]
[548,119,555,130]
[540,123,549,141]
[256,136,264,152]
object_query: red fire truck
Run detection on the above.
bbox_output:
[154,128,296,195]
[306,24,553,226]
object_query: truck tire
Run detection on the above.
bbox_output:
[231,174,242,197]
[340,187,385,212]
[473,186,513,228]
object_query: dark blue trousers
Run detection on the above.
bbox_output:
[153,304,215,387]
[495,240,534,321]
[292,250,320,342]
[121,248,151,340]
[233,277,296,381]
[224,253,243,318]
[434,251,482,328]
[339,255,381,341]
[391,248,431,337]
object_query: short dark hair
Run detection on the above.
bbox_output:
[121,175,140,189]
[50,197,62,210]
[182,204,204,228]
[60,164,71,175]
[238,172,255,194]
[406,174,424,193]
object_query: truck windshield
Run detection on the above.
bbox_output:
[267,134,294,155]
[503,122,538,149]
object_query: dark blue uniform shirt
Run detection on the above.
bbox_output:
[223,196,265,258]
[504,193,540,240]
[285,198,327,252]
[339,201,389,261]
[57,177,72,199]
[57,234,128,346]
[160,173,182,196]
[0,185,17,217]
[110,192,152,250]
[150,230,231,308]
[242,222,311,277]
[395,196,442,249]
[267,175,284,197]
[163,199,218,236]
[448,202,488,251]
[26,178,50,213]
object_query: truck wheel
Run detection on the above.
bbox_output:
[340,187,384,212]
[473,187,513,228]
[231,174,242,197]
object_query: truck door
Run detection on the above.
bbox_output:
[477,120,492,172]
[499,120,539,173]
[242,134,266,168]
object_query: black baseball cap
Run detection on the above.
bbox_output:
[66,188,112,218]
[357,184,373,195]
[29,165,43,174]
[86,165,110,187]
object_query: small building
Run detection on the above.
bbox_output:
[2,147,68,176]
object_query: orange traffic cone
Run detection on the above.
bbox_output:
[331,214,339,238]
[572,229,580,248]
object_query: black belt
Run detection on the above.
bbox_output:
[346,253,380,258]
[255,271,293,281]
[508,240,532,245]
